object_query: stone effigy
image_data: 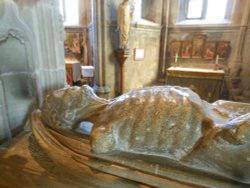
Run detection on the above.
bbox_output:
[37,85,250,185]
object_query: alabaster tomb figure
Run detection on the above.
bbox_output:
[39,85,250,184]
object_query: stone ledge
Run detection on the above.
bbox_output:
[243,90,250,98]
[233,95,250,103]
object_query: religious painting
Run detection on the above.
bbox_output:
[216,41,231,60]
[64,32,83,59]
[203,41,217,59]
[169,41,182,58]
[64,32,82,54]
[181,41,192,58]
[192,35,206,58]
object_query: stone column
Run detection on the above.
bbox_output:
[15,0,66,101]
[79,0,92,66]
[158,0,170,84]
[0,80,12,143]
[227,0,250,101]
[93,0,111,99]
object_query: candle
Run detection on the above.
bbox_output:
[175,53,178,63]
[215,55,219,65]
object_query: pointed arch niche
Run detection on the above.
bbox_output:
[0,0,41,142]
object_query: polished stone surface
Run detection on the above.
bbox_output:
[0,132,150,188]
[36,85,250,186]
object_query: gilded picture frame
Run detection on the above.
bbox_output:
[192,35,206,58]
[169,41,182,58]
[203,41,217,59]
[216,41,230,60]
[64,32,82,55]
[181,41,192,58]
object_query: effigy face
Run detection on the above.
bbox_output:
[37,85,250,184]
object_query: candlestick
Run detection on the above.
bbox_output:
[175,53,178,63]
[215,55,219,65]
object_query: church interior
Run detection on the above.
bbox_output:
[0,0,250,187]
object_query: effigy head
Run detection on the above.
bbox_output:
[41,85,108,130]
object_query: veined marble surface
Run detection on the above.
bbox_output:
[30,85,250,186]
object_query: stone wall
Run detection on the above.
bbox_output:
[93,0,163,98]
[92,0,250,101]
[162,0,250,102]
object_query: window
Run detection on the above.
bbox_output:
[132,0,142,22]
[131,0,162,25]
[178,0,234,24]
[206,0,229,21]
[59,0,80,26]
[186,0,205,19]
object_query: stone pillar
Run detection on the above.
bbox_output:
[15,0,66,101]
[34,0,66,98]
[227,0,250,101]
[158,0,170,84]
[79,0,93,66]
[93,0,110,99]
[0,80,11,143]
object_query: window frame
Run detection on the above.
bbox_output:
[177,0,233,25]
[131,0,163,26]
[59,0,81,27]
[185,0,207,20]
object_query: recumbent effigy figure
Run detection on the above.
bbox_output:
[38,85,250,184]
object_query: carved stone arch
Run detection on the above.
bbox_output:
[0,2,39,72]
[0,0,42,141]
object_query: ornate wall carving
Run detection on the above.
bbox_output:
[0,0,66,141]
[0,0,41,141]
